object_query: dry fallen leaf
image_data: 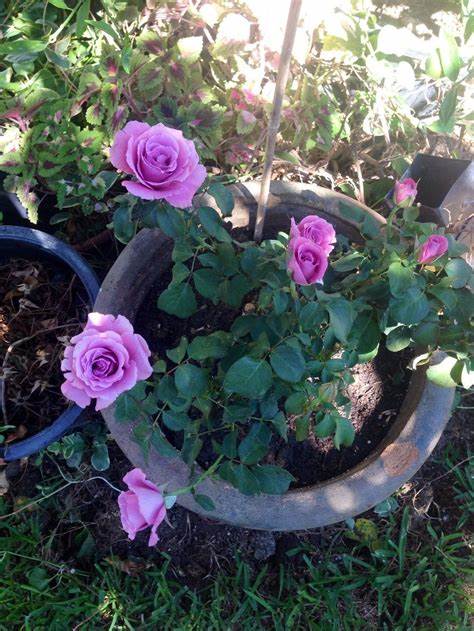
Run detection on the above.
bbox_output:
[5,424,27,444]
[105,557,152,576]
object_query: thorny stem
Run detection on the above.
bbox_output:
[167,455,224,498]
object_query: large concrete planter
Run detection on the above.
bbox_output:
[96,181,455,531]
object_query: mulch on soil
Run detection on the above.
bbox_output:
[0,259,85,441]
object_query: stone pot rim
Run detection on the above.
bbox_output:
[95,181,454,531]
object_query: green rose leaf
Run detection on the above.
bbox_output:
[412,321,439,346]
[325,298,355,343]
[314,414,336,438]
[219,274,249,308]
[198,206,231,242]
[238,423,271,465]
[91,443,110,472]
[113,205,135,244]
[445,258,472,289]
[386,326,411,352]
[438,29,462,81]
[388,262,415,297]
[223,356,273,399]
[207,182,234,217]
[188,331,229,360]
[158,282,197,318]
[332,252,365,272]
[270,343,306,383]
[285,391,307,415]
[153,205,186,238]
[269,411,288,440]
[426,355,463,388]
[174,364,208,397]
[251,465,295,494]
[115,392,141,422]
[334,417,355,449]
[193,268,221,300]
[224,463,261,495]
[166,336,188,364]
[390,288,430,325]
[299,302,326,331]
[151,429,178,458]
[162,411,190,431]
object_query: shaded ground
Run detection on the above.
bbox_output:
[3,393,471,587]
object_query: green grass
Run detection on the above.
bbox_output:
[0,503,472,630]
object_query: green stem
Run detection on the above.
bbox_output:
[169,455,224,497]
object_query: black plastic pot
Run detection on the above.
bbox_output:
[389,153,473,226]
[0,225,100,461]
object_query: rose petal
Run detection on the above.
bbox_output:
[61,380,91,408]
[162,163,206,208]
[118,490,147,540]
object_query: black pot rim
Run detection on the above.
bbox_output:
[0,225,100,461]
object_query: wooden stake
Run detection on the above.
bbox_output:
[253,0,302,242]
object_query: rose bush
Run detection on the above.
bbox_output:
[112,170,472,500]
[61,312,152,411]
[110,121,206,208]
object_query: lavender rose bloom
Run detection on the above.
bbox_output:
[288,236,328,285]
[418,234,449,264]
[393,177,417,206]
[61,313,152,411]
[110,121,206,208]
[118,468,166,546]
[290,215,336,255]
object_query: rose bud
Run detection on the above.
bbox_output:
[61,312,152,411]
[288,236,328,285]
[110,121,206,208]
[393,178,417,207]
[118,468,166,546]
[418,234,449,264]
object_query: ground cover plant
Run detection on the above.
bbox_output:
[0,1,471,232]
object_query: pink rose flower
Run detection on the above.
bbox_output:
[418,234,449,264]
[61,313,152,411]
[110,121,206,208]
[288,236,328,285]
[393,178,417,206]
[290,215,336,255]
[118,468,166,546]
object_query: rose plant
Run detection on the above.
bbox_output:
[60,120,473,537]
[100,128,473,504]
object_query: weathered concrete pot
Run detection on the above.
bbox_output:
[96,181,455,531]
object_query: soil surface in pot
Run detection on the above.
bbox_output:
[135,269,412,486]
[0,259,86,443]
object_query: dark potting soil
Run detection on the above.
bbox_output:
[0,259,85,442]
[135,269,412,487]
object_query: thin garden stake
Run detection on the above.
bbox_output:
[253,0,302,242]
